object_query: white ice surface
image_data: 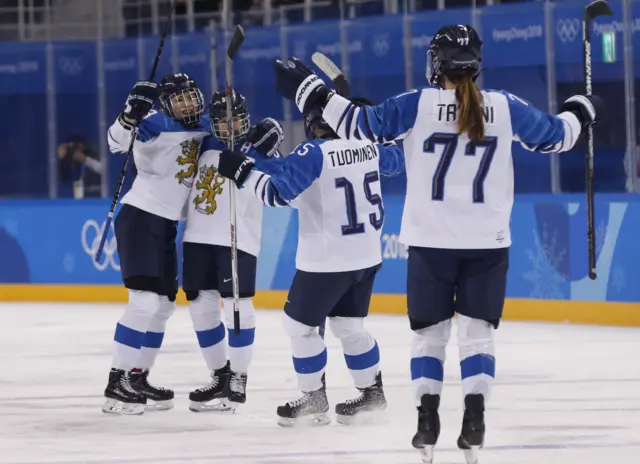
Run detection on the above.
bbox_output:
[1,303,639,464]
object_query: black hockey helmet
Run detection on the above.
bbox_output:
[427,25,483,87]
[209,89,251,144]
[159,73,205,128]
[304,106,335,140]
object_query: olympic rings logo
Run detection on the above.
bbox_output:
[556,18,580,43]
[81,219,120,272]
[58,56,84,76]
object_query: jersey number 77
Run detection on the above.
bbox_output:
[424,133,498,204]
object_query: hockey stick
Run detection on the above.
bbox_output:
[95,3,175,264]
[224,25,245,334]
[311,52,350,98]
[583,0,611,280]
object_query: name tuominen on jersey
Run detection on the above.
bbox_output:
[327,145,378,169]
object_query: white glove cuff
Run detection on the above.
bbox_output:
[295,74,323,113]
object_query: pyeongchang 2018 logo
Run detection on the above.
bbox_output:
[81,219,120,272]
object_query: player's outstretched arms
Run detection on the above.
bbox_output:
[217,141,324,208]
[107,80,160,153]
[504,91,603,154]
[322,90,420,143]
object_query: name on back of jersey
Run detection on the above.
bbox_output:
[436,103,495,125]
[326,143,378,169]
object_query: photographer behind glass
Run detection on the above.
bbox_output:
[57,134,103,199]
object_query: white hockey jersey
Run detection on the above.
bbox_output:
[243,138,403,273]
[323,88,582,249]
[107,111,211,221]
[182,136,283,257]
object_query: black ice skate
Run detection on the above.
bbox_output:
[102,368,147,415]
[276,375,330,427]
[228,370,248,409]
[189,362,232,412]
[335,371,387,425]
[457,394,485,464]
[130,369,174,411]
[412,394,441,464]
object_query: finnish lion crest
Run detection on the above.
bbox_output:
[175,139,200,187]
[194,164,226,215]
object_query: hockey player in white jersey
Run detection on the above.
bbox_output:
[103,73,209,415]
[215,103,403,427]
[182,89,285,412]
[272,25,603,462]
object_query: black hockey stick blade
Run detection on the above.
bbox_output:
[585,0,613,20]
[227,25,245,60]
[312,52,350,98]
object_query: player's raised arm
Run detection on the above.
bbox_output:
[107,81,161,152]
[216,140,324,208]
[273,57,420,142]
[503,91,602,153]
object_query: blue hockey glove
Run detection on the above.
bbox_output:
[560,94,604,129]
[218,149,255,188]
[247,117,284,157]
[273,57,332,114]
[121,80,160,125]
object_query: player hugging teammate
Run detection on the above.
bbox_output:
[215,97,404,426]
[104,73,283,415]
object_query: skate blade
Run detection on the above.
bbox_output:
[417,445,435,464]
[277,412,331,428]
[462,446,480,464]
[101,398,145,416]
[144,399,174,412]
[189,398,233,413]
[335,408,388,426]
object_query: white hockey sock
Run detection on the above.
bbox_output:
[283,313,326,392]
[112,290,159,371]
[411,319,452,406]
[189,290,227,371]
[329,317,379,389]
[223,297,255,374]
[457,314,495,401]
[135,296,176,371]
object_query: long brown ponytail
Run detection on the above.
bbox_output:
[451,75,485,142]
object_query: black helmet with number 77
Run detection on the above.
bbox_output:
[427,25,483,88]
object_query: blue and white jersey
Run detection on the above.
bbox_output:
[183,136,284,257]
[243,138,403,272]
[323,88,582,249]
[108,110,211,221]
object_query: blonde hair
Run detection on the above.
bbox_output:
[450,74,485,142]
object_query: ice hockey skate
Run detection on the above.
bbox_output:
[130,369,174,411]
[276,375,330,427]
[102,369,147,415]
[189,361,232,412]
[228,370,248,411]
[335,371,387,425]
[457,394,485,464]
[412,394,441,464]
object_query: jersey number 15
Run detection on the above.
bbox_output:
[335,171,384,236]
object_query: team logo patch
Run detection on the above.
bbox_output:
[175,139,201,187]
[193,164,226,215]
